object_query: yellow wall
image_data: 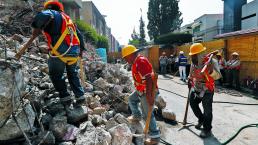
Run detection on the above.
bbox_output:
[226,35,258,80]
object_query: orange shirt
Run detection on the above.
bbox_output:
[132,55,153,92]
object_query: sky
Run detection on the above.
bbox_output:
[85,0,254,45]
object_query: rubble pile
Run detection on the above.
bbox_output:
[0,33,139,145]
[0,0,44,36]
[0,2,172,144]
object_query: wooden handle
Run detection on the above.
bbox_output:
[183,89,191,125]
[15,36,37,60]
[144,107,152,134]
[144,73,158,134]
[79,57,87,88]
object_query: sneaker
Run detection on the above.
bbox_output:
[127,115,141,123]
[200,130,212,138]
[144,138,160,145]
[60,96,72,106]
[195,122,203,130]
[74,95,86,106]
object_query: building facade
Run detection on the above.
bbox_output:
[241,0,258,30]
[81,1,107,36]
[181,14,223,42]
[62,0,82,20]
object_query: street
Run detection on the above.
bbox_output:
[157,74,258,145]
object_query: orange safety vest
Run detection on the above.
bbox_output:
[191,65,215,92]
[132,56,158,92]
[43,12,80,65]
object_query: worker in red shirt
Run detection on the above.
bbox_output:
[122,45,160,145]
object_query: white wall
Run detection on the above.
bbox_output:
[242,0,258,29]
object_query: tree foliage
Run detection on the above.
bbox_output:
[155,32,192,44]
[128,28,140,47]
[139,16,147,47]
[147,0,183,40]
[75,20,109,49]
[97,35,109,49]
[75,19,98,45]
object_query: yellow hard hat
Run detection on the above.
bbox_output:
[122,45,138,58]
[189,43,206,56]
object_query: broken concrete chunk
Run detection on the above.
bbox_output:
[155,95,167,109]
[108,123,133,145]
[0,61,24,127]
[91,114,105,126]
[49,116,68,141]
[93,77,110,90]
[162,108,176,121]
[62,124,79,141]
[93,107,106,115]
[0,103,35,140]
[106,118,119,130]
[76,122,111,145]
[114,113,129,125]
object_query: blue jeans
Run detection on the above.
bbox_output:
[160,64,167,74]
[48,57,84,98]
[128,91,160,138]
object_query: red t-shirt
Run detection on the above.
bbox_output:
[132,55,153,92]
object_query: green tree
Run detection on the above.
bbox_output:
[139,15,147,47]
[128,28,140,47]
[147,0,183,40]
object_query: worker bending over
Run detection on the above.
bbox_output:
[16,1,86,106]
[122,45,160,145]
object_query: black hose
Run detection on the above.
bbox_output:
[222,123,258,145]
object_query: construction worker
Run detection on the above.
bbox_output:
[226,52,241,90]
[216,53,226,86]
[16,1,86,106]
[178,51,187,82]
[188,43,217,138]
[159,52,168,74]
[122,45,160,145]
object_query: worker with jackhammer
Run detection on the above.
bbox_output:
[188,43,220,138]
[15,1,86,106]
[122,45,160,145]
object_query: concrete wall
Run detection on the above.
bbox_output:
[242,0,258,29]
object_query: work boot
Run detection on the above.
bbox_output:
[60,96,72,106]
[74,95,86,106]
[127,116,141,123]
[195,122,203,130]
[200,130,212,138]
[144,138,160,145]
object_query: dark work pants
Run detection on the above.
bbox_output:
[48,57,84,98]
[190,90,214,131]
[228,69,240,90]
[219,69,225,85]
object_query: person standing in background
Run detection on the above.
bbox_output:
[159,52,168,74]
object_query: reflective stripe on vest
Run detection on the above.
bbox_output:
[44,12,80,65]
[191,65,215,92]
